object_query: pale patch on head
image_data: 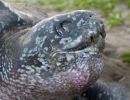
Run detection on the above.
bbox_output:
[44,47,48,51]
[66,54,75,62]
[56,62,62,66]
[48,22,54,34]
[54,35,60,39]
[87,30,97,38]
[63,35,83,49]
[59,37,72,45]
[72,17,76,21]
[77,18,85,28]
[51,39,54,43]
[23,48,28,54]
[36,36,47,47]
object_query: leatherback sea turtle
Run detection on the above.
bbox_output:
[0,1,128,100]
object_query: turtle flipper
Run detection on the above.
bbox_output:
[74,80,128,100]
[109,83,128,100]
[0,1,34,33]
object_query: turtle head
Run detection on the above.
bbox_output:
[1,10,106,99]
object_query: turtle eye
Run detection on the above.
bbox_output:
[56,20,72,36]
[61,21,71,33]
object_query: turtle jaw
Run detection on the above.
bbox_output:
[51,35,105,93]
[65,52,104,89]
[45,52,104,97]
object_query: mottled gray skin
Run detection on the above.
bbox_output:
[1,1,124,100]
[0,9,105,99]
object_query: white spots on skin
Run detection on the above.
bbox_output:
[48,22,54,34]
[54,35,60,39]
[37,27,41,32]
[44,47,48,51]
[59,37,72,45]
[19,32,51,80]
[72,17,76,21]
[17,16,21,22]
[87,47,99,54]
[51,39,54,43]
[41,24,45,28]
[66,54,75,62]
[41,65,49,71]
[35,36,47,48]
[56,62,62,66]
[63,35,82,49]
[21,53,26,58]
[88,30,97,38]
[77,18,85,28]
[23,48,28,53]
[18,47,102,88]
[50,30,54,34]
[0,55,13,80]
[18,62,49,82]
[17,68,25,73]
[38,53,45,58]
[89,19,96,29]
[0,10,106,100]
[26,66,35,73]
[0,21,5,29]
[37,58,45,65]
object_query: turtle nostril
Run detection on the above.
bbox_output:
[89,15,92,18]
[90,35,95,43]
[88,31,96,43]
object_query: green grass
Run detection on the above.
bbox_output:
[106,11,124,28]
[115,0,130,9]
[7,0,31,3]
[7,0,129,28]
[121,52,130,64]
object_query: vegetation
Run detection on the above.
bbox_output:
[7,0,130,28]
[121,52,130,64]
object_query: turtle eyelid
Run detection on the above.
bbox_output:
[55,20,72,36]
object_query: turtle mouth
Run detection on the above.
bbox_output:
[68,42,90,52]
[68,35,96,52]
[49,52,104,94]
[63,34,104,54]
[64,43,99,54]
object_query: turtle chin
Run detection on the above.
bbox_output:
[65,51,104,91]
[49,51,104,96]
